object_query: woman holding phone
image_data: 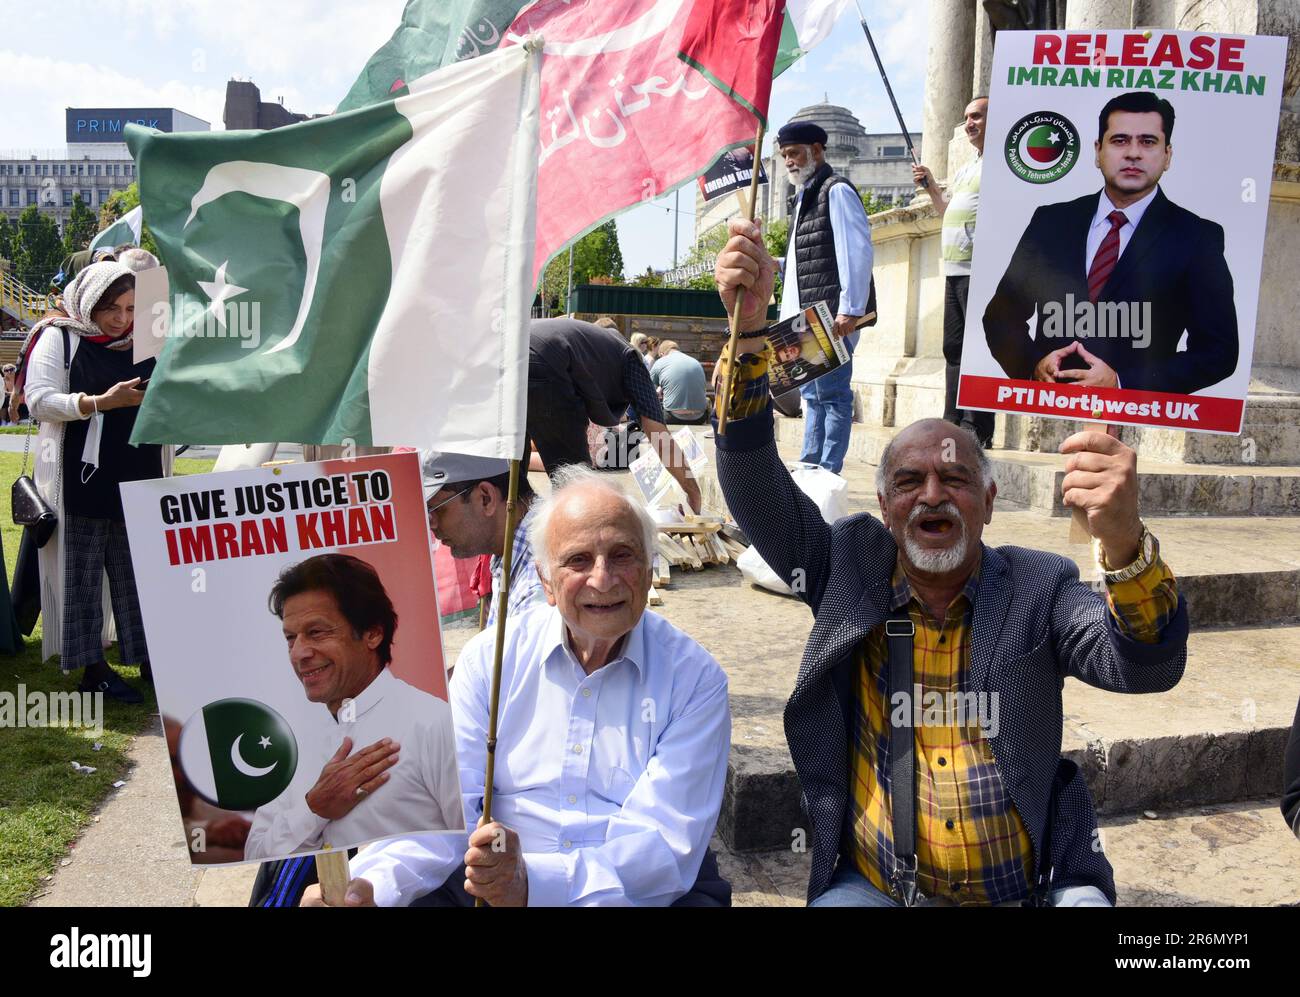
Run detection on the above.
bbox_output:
[25,261,167,702]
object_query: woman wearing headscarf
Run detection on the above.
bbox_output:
[25,261,168,702]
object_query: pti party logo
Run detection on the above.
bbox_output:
[1005,111,1080,184]
[178,698,297,810]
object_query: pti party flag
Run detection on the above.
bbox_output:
[501,0,783,282]
[125,43,541,458]
[177,698,298,811]
[774,0,852,76]
[337,0,532,111]
[89,204,142,251]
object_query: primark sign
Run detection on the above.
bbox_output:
[66,107,176,143]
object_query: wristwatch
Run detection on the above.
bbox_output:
[1094,522,1157,582]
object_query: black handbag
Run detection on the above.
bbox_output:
[11,327,69,550]
[12,438,56,549]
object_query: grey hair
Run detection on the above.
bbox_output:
[117,247,160,273]
[875,421,994,495]
[528,465,657,579]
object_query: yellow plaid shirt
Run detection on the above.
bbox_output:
[716,343,1180,905]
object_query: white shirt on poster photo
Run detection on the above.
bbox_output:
[243,667,463,860]
[350,603,731,906]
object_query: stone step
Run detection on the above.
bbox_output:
[716,798,1298,907]
[717,604,1299,851]
[764,415,1300,516]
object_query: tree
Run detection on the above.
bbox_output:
[10,207,64,289]
[101,182,160,256]
[629,266,664,287]
[861,189,894,216]
[63,194,98,256]
[0,216,13,266]
[539,220,626,311]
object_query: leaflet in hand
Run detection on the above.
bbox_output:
[764,301,849,393]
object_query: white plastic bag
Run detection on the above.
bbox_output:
[736,463,849,596]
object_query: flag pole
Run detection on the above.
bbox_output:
[475,457,522,907]
[316,852,351,906]
[717,120,767,437]
[853,0,926,188]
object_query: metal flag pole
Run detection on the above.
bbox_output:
[853,0,927,187]
[716,121,768,436]
[475,457,522,906]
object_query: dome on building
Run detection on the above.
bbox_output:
[784,97,867,157]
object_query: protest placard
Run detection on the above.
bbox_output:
[958,29,1288,434]
[122,452,463,865]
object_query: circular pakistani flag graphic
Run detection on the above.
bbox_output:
[1005,111,1080,184]
[178,698,298,811]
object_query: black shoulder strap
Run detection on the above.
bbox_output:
[62,327,71,370]
[886,611,919,905]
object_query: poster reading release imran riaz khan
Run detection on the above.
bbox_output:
[122,452,464,867]
[958,29,1288,435]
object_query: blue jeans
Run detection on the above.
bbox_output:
[809,865,1112,907]
[799,332,857,474]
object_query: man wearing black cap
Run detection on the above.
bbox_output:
[775,120,874,475]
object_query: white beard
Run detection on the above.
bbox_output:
[787,161,817,186]
[900,501,969,574]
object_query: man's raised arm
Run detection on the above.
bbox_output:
[711,219,834,612]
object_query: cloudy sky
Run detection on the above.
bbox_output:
[0,0,926,276]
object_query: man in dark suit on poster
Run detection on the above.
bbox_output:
[983,92,1238,396]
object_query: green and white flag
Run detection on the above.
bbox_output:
[89,204,142,251]
[127,42,541,458]
[774,0,851,76]
[178,698,298,811]
[338,0,532,112]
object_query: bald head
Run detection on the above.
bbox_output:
[528,466,657,650]
[876,419,991,496]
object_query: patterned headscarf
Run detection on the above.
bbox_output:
[47,261,136,349]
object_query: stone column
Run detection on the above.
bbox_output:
[1065,0,1134,29]
[921,0,976,181]
[972,10,995,98]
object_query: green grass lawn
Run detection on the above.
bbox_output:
[0,450,214,906]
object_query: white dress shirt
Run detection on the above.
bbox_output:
[350,604,731,906]
[244,667,463,861]
[780,175,874,342]
[1084,185,1160,275]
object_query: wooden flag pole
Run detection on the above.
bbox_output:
[316,851,351,906]
[476,458,522,906]
[717,121,767,437]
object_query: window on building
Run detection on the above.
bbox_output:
[8,190,18,206]
[27,189,38,205]
[882,146,906,157]
[126,164,133,176]
[62,190,73,207]
[97,189,109,204]
[0,165,7,176]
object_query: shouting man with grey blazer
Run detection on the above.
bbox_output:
[711,217,1188,907]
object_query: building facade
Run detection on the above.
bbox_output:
[1,107,209,232]
[693,98,921,248]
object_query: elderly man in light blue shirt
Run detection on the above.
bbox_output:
[304,467,732,907]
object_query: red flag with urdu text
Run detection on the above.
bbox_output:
[678,0,786,123]
[502,0,785,283]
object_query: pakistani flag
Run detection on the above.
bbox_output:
[337,0,532,112]
[89,204,143,252]
[178,698,298,810]
[774,0,852,76]
[126,42,541,457]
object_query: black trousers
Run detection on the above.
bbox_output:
[525,359,595,472]
[943,275,994,444]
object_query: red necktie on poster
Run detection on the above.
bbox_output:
[1087,209,1128,302]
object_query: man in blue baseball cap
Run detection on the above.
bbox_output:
[774,118,875,475]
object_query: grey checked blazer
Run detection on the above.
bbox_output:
[714,406,1189,904]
